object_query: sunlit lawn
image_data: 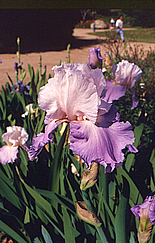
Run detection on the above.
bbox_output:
[88,27,155,43]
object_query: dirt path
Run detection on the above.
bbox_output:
[0,28,155,87]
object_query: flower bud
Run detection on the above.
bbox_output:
[88,48,104,69]
[104,52,113,68]
[71,163,79,176]
[75,201,101,227]
[131,195,155,243]
[74,155,84,166]
[80,162,99,190]
[17,37,20,45]
[138,225,152,243]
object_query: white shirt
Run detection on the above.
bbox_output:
[116,19,123,28]
[110,18,115,24]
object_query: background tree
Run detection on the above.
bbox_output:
[80,9,91,22]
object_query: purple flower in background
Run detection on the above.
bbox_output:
[88,47,104,69]
[10,80,30,95]
[131,194,155,242]
[0,60,2,63]
[0,126,28,164]
[28,62,137,172]
[102,60,142,109]
[14,62,23,71]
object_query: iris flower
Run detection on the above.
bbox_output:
[0,126,28,164]
[88,47,104,69]
[28,62,137,173]
[102,60,142,109]
[131,194,155,242]
[14,61,23,71]
[10,80,30,95]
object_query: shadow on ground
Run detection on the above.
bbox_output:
[0,9,84,54]
[0,36,105,54]
[70,36,105,50]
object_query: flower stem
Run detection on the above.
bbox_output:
[81,190,109,243]
[39,55,42,77]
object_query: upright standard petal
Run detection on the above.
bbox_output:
[114,60,142,88]
[38,63,105,124]
[102,60,142,106]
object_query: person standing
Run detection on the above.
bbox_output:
[110,18,115,30]
[114,14,125,42]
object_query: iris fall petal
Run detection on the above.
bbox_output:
[69,119,136,172]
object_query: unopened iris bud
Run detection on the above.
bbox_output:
[131,194,155,243]
[80,162,99,190]
[88,47,104,69]
[17,37,20,45]
[71,163,79,176]
[74,154,84,166]
[75,201,101,227]
[138,225,152,243]
[104,52,113,68]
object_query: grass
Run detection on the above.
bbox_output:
[88,27,155,43]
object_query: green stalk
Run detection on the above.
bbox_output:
[66,44,70,63]
[17,37,20,63]
[39,55,42,77]
[81,190,109,243]
[17,37,21,79]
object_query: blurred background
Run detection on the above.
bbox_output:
[0,9,155,53]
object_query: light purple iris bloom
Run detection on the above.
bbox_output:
[88,48,104,69]
[102,60,142,109]
[0,126,28,164]
[28,62,137,172]
[131,195,155,226]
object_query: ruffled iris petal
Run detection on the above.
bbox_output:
[28,120,62,160]
[131,195,155,225]
[2,126,28,147]
[148,197,155,225]
[38,63,105,124]
[0,145,18,164]
[130,205,140,221]
[103,61,142,106]
[114,60,142,87]
[69,119,136,173]
[102,80,127,103]
[126,144,138,153]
